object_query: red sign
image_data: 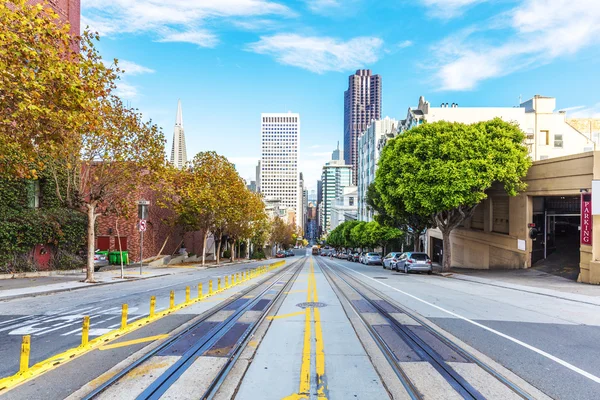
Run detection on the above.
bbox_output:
[139,219,147,232]
[581,194,592,245]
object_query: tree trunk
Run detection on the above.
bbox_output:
[441,230,452,272]
[216,238,222,265]
[413,232,421,252]
[230,240,235,262]
[201,230,209,266]
[85,203,97,283]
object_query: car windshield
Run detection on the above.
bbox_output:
[367,253,379,256]
[411,254,428,261]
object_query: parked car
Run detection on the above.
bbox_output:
[285,250,294,257]
[350,252,360,262]
[363,252,382,265]
[338,252,347,260]
[358,252,367,263]
[382,252,404,269]
[396,252,433,274]
[276,251,285,258]
[93,252,109,271]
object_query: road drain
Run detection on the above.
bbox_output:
[296,302,327,308]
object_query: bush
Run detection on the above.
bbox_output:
[51,249,84,270]
[251,250,265,260]
[0,253,38,274]
[223,250,231,258]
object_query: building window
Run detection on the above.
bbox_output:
[554,134,563,148]
[349,197,354,206]
[27,180,40,209]
[542,130,550,145]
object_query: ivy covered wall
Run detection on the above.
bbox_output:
[0,175,87,273]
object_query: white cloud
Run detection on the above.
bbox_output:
[397,40,413,49]
[246,34,384,73]
[118,60,155,75]
[114,81,139,99]
[82,0,294,44]
[431,0,600,90]
[566,103,600,118]
[157,29,219,47]
[421,0,486,18]
[305,0,341,13]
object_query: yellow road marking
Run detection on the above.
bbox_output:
[267,311,306,320]
[99,334,169,351]
[284,257,328,399]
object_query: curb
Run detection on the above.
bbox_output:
[0,273,173,302]
[444,273,600,307]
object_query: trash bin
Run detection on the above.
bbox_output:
[116,251,129,265]
[108,251,119,265]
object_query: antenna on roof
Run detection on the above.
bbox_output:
[519,94,522,105]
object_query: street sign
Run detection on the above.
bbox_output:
[139,219,147,232]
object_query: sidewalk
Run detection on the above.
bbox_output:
[445,268,600,306]
[0,258,260,301]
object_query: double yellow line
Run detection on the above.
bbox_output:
[286,257,327,399]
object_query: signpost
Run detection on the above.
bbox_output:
[138,200,150,276]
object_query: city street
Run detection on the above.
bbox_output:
[2,255,600,399]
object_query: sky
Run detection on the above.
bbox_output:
[82,0,600,191]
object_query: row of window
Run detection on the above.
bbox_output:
[262,117,298,123]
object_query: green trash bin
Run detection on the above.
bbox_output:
[117,251,129,265]
[108,251,119,265]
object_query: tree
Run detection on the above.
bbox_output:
[0,1,117,180]
[376,119,531,271]
[366,221,403,255]
[366,183,430,252]
[270,217,295,251]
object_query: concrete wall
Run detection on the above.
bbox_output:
[428,151,600,283]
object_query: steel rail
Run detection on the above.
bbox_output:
[83,258,305,400]
[319,257,533,400]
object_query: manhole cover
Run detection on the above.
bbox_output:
[373,277,388,279]
[296,302,327,308]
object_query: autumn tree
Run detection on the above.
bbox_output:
[376,119,531,271]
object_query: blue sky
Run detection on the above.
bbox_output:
[83,0,600,191]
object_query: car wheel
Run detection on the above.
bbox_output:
[427,270,433,275]
[383,263,386,269]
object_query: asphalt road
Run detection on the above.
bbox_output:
[320,256,600,400]
[0,258,290,378]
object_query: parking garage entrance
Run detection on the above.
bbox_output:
[532,196,581,280]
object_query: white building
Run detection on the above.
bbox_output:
[170,99,187,169]
[320,158,352,233]
[260,113,301,227]
[357,117,398,221]
[330,186,358,230]
[397,96,595,161]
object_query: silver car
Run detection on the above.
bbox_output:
[363,252,382,265]
[382,252,403,269]
[396,252,432,274]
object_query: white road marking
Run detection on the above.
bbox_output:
[330,260,600,385]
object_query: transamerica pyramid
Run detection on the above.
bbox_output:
[170,99,187,169]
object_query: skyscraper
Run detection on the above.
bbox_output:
[320,158,352,233]
[256,160,261,193]
[344,69,381,184]
[332,141,341,161]
[260,112,301,227]
[170,100,187,169]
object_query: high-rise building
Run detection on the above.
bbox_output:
[344,69,381,185]
[358,117,398,221]
[31,0,80,38]
[320,158,352,233]
[298,172,306,234]
[332,141,341,161]
[170,100,187,169]
[260,112,301,227]
[256,160,261,193]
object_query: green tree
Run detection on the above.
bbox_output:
[366,183,430,252]
[366,221,403,255]
[376,119,531,271]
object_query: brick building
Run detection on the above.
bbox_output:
[28,0,80,37]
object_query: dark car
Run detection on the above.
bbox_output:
[285,250,294,257]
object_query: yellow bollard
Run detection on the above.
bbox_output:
[150,296,156,318]
[121,304,128,330]
[170,290,175,310]
[185,286,190,303]
[209,280,213,295]
[218,278,222,291]
[225,276,229,288]
[198,283,203,299]
[19,335,30,373]
[231,274,234,286]
[237,273,240,284]
[81,316,90,347]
